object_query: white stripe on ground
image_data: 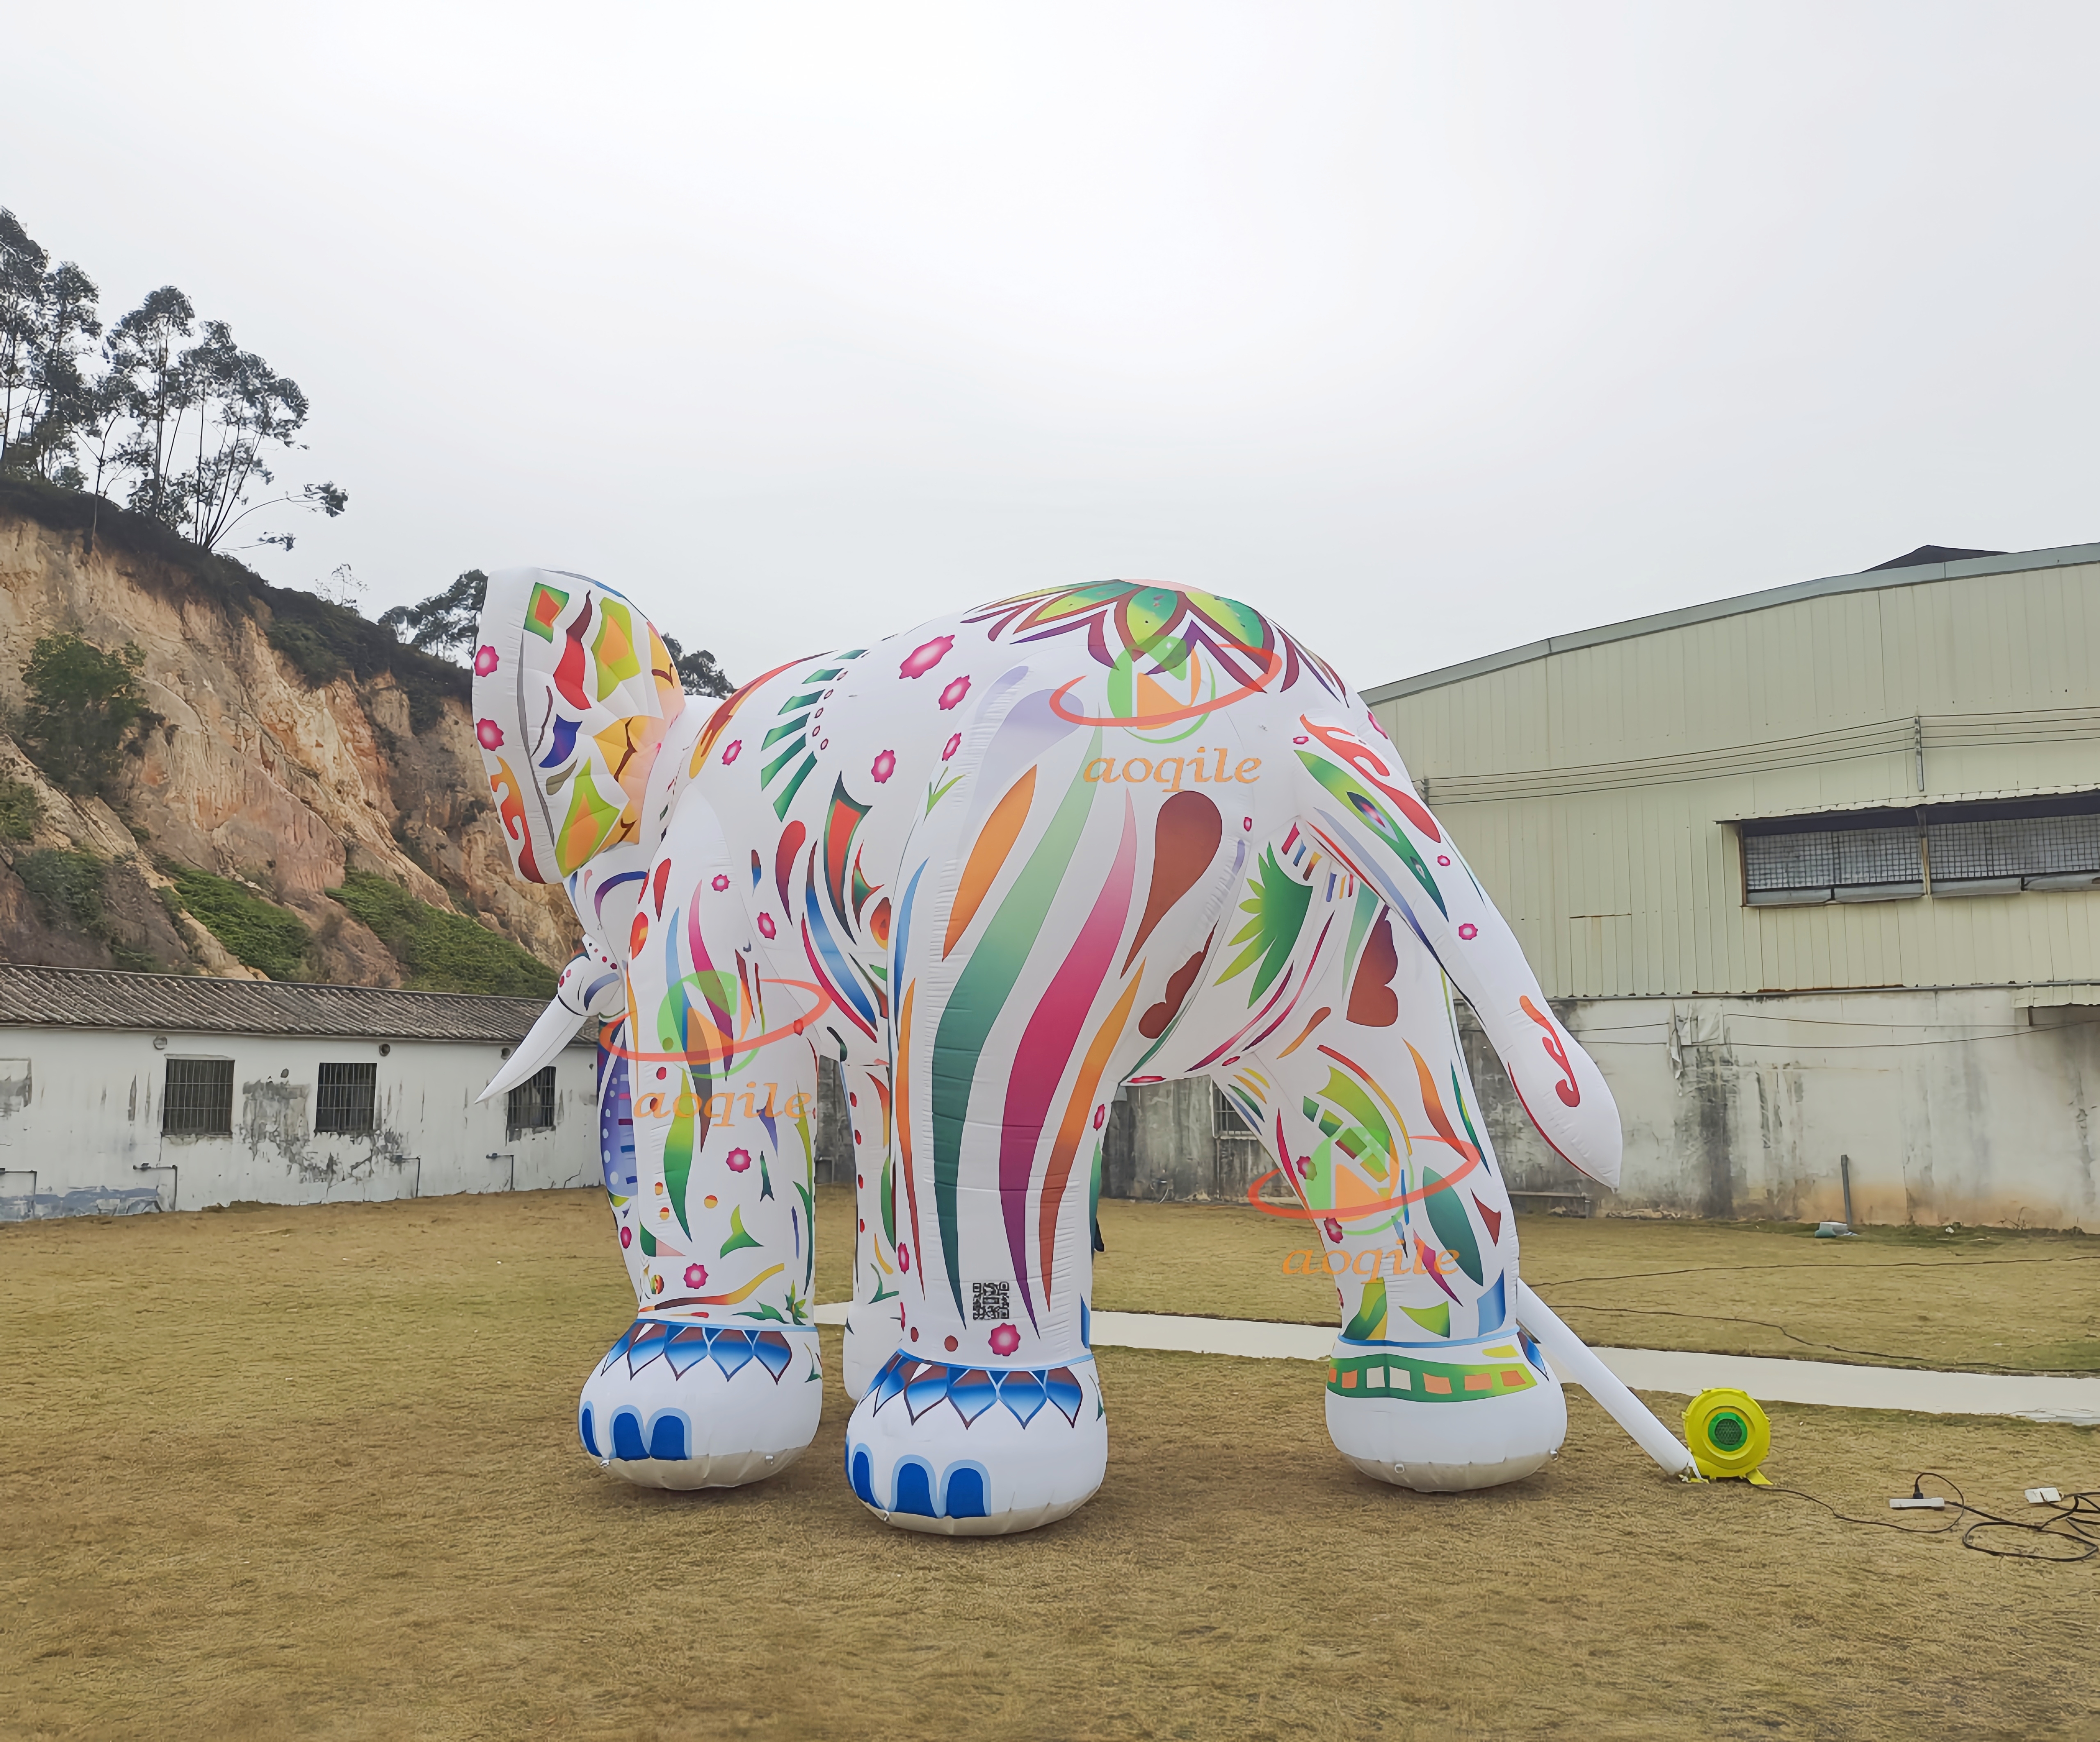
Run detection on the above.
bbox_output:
[812,1303,2100,1424]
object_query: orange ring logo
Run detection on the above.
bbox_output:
[1244,1145,1479,1222]
[598,975,836,1067]
[1047,644,1285,730]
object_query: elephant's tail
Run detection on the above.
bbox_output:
[1289,714,1623,1189]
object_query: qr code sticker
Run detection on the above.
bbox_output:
[970,1281,1011,1322]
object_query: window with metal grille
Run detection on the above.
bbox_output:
[1742,823,1922,905]
[1214,1085,1258,1137]
[1739,795,2100,905]
[315,1062,377,1135]
[162,1058,233,1136]
[507,1065,556,1135]
[1928,814,2100,882]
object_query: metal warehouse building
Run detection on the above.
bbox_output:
[0,967,596,1218]
[1360,539,2100,1229]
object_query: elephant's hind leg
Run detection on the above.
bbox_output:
[1244,930,1565,1493]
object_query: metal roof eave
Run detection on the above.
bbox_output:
[0,963,587,1045]
[1363,540,2100,705]
[1717,784,2100,828]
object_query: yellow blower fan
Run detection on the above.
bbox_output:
[1684,1389,1772,1484]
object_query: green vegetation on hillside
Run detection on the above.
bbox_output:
[16,633,161,799]
[328,869,555,998]
[265,585,465,731]
[0,474,474,735]
[164,865,313,980]
[0,777,41,841]
[15,847,158,971]
[264,618,346,686]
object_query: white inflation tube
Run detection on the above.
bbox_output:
[1516,1281,1698,1479]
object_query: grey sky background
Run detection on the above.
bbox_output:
[11,3,2098,692]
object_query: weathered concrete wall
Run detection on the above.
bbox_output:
[1104,987,2100,1229]
[813,1058,850,1183]
[0,1025,596,1217]
[1102,1078,1214,1200]
[1102,1078,1270,1204]
[1457,987,2100,1229]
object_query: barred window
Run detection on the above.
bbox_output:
[1740,796,2100,905]
[315,1063,377,1135]
[507,1065,556,1135]
[1214,1086,1257,1137]
[162,1058,233,1136]
[1742,823,1922,905]
[1928,814,2100,883]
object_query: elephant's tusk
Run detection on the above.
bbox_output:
[479,997,593,1102]
[480,942,626,1103]
[1515,1281,1698,1479]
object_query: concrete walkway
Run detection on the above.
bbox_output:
[812,1303,2100,1425]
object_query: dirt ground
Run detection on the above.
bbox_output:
[3,1192,2097,1741]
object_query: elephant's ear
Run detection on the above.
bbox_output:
[470,568,686,887]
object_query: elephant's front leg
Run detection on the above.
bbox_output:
[844,766,1198,1534]
[575,808,827,1488]
[839,1060,903,1400]
[577,1032,825,1488]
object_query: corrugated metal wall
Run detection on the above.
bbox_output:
[1368,558,2100,997]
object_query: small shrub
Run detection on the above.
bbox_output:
[12,846,158,970]
[16,847,107,931]
[0,777,41,841]
[267,619,347,686]
[17,633,163,799]
[328,869,556,998]
[166,864,313,980]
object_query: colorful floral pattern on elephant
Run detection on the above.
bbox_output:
[1326,1349,1537,1402]
[866,1350,1086,1427]
[598,1319,798,1384]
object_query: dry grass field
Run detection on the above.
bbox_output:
[3,1190,2097,1741]
[1075,1196,2100,1373]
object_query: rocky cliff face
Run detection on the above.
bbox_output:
[0,495,576,986]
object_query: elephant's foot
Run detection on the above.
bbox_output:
[840,1300,901,1402]
[578,1317,823,1490]
[843,1348,1107,1535]
[1324,1329,1567,1493]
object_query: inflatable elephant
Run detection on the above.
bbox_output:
[472,572,1680,1535]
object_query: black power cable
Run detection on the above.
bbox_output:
[1757,1472,2100,1563]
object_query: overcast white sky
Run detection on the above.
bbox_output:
[11,3,2099,689]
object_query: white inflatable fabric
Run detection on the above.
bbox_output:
[1516,1283,1697,1479]
[471,575,1637,1530]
